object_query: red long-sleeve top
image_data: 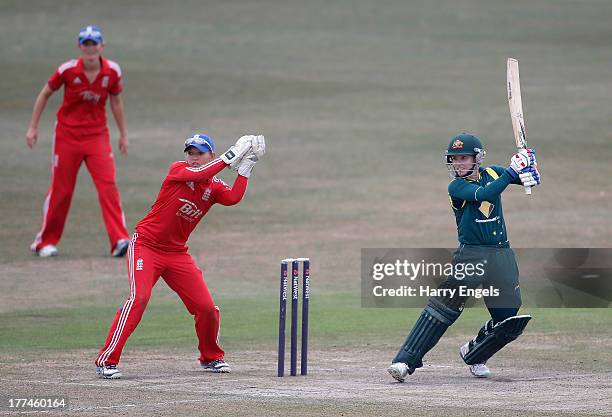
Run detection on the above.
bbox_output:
[135,159,248,252]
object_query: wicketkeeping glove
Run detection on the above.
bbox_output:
[251,135,265,159]
[237,154,258,178]
[239,135,265,165]
[220,135,254,168]
[236,135,265,178]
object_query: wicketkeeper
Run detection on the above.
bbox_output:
[388,133,541,381]
[95,133,265,378]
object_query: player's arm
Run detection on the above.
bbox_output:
[109,94,128,155]
[496,162,541,188]
[166,159,228,182]
[448,149,535,203]
[449,174,513,203]
[167,135,256,183]
[450,150,535,202]
[448,194,465,211]
[214,175,249,206]
[214,137,263,205]
[490,165,522,185]
[25,84,55,149]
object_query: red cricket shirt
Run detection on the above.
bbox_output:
[48,56,122,134]
[135,159,248,252]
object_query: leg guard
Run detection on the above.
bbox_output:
[392,297,462,371]
[461,315,531,365]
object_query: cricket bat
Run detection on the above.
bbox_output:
[507,58,531,195]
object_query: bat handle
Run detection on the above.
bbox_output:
[524,185,532,195]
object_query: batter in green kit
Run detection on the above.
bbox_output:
[388,133,541,382]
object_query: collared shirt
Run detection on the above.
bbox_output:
[48,56,123,134]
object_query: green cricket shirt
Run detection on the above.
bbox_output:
[448,166,520,247]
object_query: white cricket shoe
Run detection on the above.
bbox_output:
[112,239,130,257]
[201,359,231,373]
[460,342,491,378]
[37,245,58,257]
[96,365,122,379]
[387,362,410,383]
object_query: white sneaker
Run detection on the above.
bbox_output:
[96,365,122,379]
[468,363,491,378]
[201,359,231,373]
[112,239,130,257]
[387,362,410,382]
[37,245,58,257]
[460,342,491,378]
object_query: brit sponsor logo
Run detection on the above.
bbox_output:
[80,90,101,103]
[176,198,203,222]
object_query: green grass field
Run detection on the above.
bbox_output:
[1,0,611,415]
[1,295,611,368]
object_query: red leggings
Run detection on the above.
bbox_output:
[96,233,224,366]
[31,124,128,253]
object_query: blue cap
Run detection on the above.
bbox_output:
[184,134,215,153]
[78,25,103,45]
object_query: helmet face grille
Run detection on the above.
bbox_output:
[445,151,485,179]
[445,160,478,178]
[474,148,486,164]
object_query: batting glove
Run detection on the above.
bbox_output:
[506,148,535,181]
[519,165,541,187]
[529,149,537,166]
[509,149,534,174]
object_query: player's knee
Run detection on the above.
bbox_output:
[53,187,75,201]
[130,294,151,310]
[490,307,520,324]
[191,301,217,317]
[426,297,462,325]
[90,174,117,190]
[431,278,469,314]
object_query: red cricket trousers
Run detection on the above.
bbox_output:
[96,233,224,366]
[31,123,129,253]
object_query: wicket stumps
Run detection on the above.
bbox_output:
[278,258,310,377]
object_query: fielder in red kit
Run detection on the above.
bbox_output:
[26,25,130,258]
[95,133,265,378]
